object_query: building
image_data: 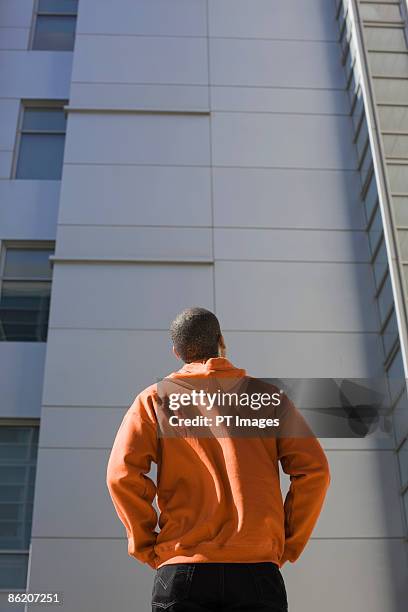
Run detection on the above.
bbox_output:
[0,0,407,610]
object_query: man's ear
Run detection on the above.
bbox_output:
[218,334,226,357]
[172,345,181,360]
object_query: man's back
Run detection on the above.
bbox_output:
[106,357,330,576]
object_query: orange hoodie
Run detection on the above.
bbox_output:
[106,357,330,570]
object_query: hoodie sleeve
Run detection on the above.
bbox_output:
[277,392,331,567]
[106,391,159,569]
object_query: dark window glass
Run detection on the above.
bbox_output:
[0,281,51,342]
[33,15,77,51]
[22,108,66,132]
[0,426,39,588]
[0,554,29,589]
[0,248,53,342]
[38,0,78,12]
[16,106,66,180]
[16,133,65,180]
[5,248,53,280]
[33,0,78,51]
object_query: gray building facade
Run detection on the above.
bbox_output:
[0,1,408,611]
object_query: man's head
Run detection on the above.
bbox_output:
[170,307,226,363]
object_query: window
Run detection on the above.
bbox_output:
[32,0,78,51]
[398,437,408,490]
[0,245,54,342]
[15,104,67,180]
[404,489,408,536]
[0,423,39,589]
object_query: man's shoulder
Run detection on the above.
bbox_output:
[136,382,160,403]
[125,383,160,426]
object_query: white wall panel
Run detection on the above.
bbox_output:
[208,0,338,41]
[0,51,72,98]
[378,107,408,133]
[0,181,60,239]
[39,407,126,448]
[373,77,408,105]
[214,228,370,262]
[315,450,404,537]
[77,0,207,37]
[0,26,29,50]
[0,150,12,178]
[215,261,378,332]
[210,39,345,88]
[224,332,384,378]
[0,343,46,418]
[58,164,211,226]
[54,226,212,261]
[72,36,208,85]
[211,86,349,115]
[212,167,365,229]
[31,448,119,538]
[369,52,408,78]
[360,3,402,22]
[69,82,209,112]
[212,113,357,169]
[42,329,186,406]
[64,113,210,166]
[365,26,408,52]
[0,0,34,28]
[49,262,213,328]
[284,539,408,612]
[27,539,153,612]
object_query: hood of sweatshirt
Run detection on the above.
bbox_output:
[167,357,246,379]
[162,357,247,397]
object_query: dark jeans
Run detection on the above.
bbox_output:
[151,562,288,611]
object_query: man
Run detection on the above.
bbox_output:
[106,307,331,611]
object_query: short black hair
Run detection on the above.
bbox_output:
[170,307,222,363]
